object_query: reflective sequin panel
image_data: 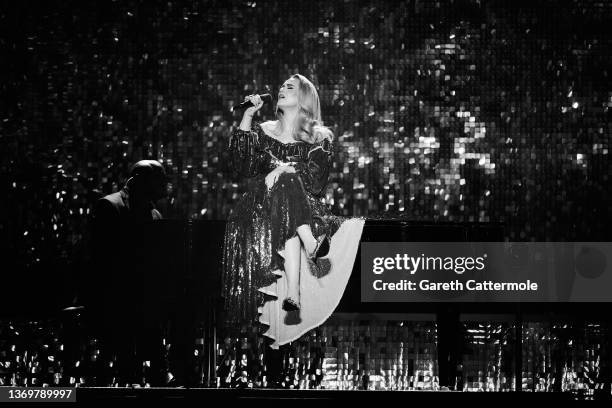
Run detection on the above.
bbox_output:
[2,1,612,272]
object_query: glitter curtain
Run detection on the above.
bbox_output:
[523,321,608,395]
[1,0,611,397]
[1,317,608,396]
[1,0,611,273]
[217,318,438,390]
[461,320,516,391]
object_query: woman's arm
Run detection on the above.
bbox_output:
[229,94,268,177]
[239,109,255,131]
[229,122,269,178]
[294,138,333,196]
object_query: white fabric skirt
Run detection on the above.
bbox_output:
[257,217,365,349]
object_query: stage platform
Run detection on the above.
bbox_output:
[1,220,610,398]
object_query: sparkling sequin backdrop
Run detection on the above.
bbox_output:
[1,0,611,274]
[1,317,608,393]
[1,0,611,394]
[216,318,438,390]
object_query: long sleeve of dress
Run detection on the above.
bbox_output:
[229,122,269,177]
[294,138,333,196]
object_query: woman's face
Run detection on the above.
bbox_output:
[277,77,300,109]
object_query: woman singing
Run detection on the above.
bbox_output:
[222,74,364,349]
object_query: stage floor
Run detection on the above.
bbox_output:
[73,387,586,402]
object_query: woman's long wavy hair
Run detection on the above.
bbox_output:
[276,74,333,144]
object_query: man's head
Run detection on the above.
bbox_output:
[127,160,167,201]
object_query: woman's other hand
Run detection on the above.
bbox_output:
[265,166,296,190]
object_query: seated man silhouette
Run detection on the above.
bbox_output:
[96,160,166,222]
[90,160,167,386]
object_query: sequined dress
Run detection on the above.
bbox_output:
[222,121,365,349]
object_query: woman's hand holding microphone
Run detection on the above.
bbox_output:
[238,94,265,131]
[243,94,265,117]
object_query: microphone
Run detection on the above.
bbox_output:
[235,93,273,110]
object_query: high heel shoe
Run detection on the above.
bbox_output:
[282,297,301,312]
[308,233,330,265]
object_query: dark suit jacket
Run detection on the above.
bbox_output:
[96,190,162,224]
[89,189,162,327]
